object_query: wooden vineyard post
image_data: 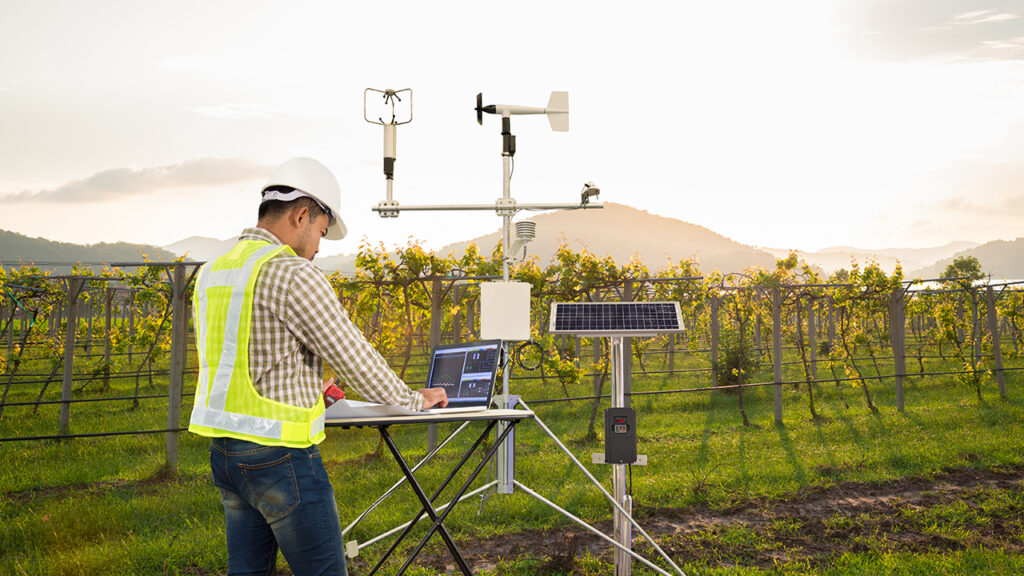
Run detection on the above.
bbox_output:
[823,295,831,350]
[50,305,59,339]
[430,278,442,346]
[623,280,633,406]
[890,290,906,413]
[709,293,719,388]
[667,332,675,373]
[452,284,462,345]
[753,314,762,362]
[957,297,966,350]
[588,293,604,439]
[128,291,135,364]
[772,286,783,425]
[84,297,92,356]
[986,287,1006,399]
[807,298,817,380]
[427,277,442,451]
[166,263,188,474]
[5,303,12,357]
[60,278,84,436]
[466,291,477,340]
[104,287,114,389]
[972,288,982,366]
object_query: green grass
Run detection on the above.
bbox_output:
[481,549,1024,576]
[1,349,1022,575]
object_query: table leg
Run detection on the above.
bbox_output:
[369,421,497,575]
[395,420,518,575]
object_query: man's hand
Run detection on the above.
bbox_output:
[416,387,449,409]
[322,376,341,392]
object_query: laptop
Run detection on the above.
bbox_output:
[421,340,502,414]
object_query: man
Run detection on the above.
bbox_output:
[188,157,448,576]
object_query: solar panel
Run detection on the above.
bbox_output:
[549,302,685,337]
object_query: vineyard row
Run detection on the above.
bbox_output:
[1,246,1022,471]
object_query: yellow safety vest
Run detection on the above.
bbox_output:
[188,240,327,448]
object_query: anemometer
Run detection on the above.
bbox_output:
[363,88,411,218]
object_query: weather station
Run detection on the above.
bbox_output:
[364,86,603,485]
[340,88,687,576]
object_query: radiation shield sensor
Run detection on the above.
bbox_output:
[507,220,536,263]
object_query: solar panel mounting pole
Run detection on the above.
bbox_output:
[609,335,632,575]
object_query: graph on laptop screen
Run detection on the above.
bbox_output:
[427,341,501,405]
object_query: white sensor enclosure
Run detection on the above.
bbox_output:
[481,281,531,341]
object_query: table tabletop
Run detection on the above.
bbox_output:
[325,408,534,429]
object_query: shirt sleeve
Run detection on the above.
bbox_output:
[282,263,424,411]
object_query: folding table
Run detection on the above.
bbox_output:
[326,409,534,575]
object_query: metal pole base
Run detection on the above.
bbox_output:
[614,493,633,575]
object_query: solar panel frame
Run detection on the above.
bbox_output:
[548,301,685,337]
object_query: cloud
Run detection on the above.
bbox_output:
[954,10,1020,25]
[981,36,1024,50]
[841,0,1024,61]
[0,157,270,204]
[954,10,991,23]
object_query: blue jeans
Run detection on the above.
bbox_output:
[210,438,348,576]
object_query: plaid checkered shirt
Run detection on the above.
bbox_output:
[234,227,423,411]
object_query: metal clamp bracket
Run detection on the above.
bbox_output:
[495,197,517,217]
[592,453,648,466]
[376,200,401,218]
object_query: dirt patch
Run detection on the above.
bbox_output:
[4,467,183,505]
[399,465,1024,574]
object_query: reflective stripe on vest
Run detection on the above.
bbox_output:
[188,240,326,448]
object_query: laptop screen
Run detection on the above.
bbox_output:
[426,340,502,406]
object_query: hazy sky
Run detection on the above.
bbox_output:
[2,0,1023,257]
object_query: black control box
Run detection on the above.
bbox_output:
[604,407,637,464]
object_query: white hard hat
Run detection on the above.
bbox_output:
[262,157,348,240]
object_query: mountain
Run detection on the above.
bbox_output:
[438,202,778,273]
[163,236,236,263]
[0,229,177,272]
[163,235,358,274]
[762,241,979,275]
[315,253,358,275]
[910,238,1024,280]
